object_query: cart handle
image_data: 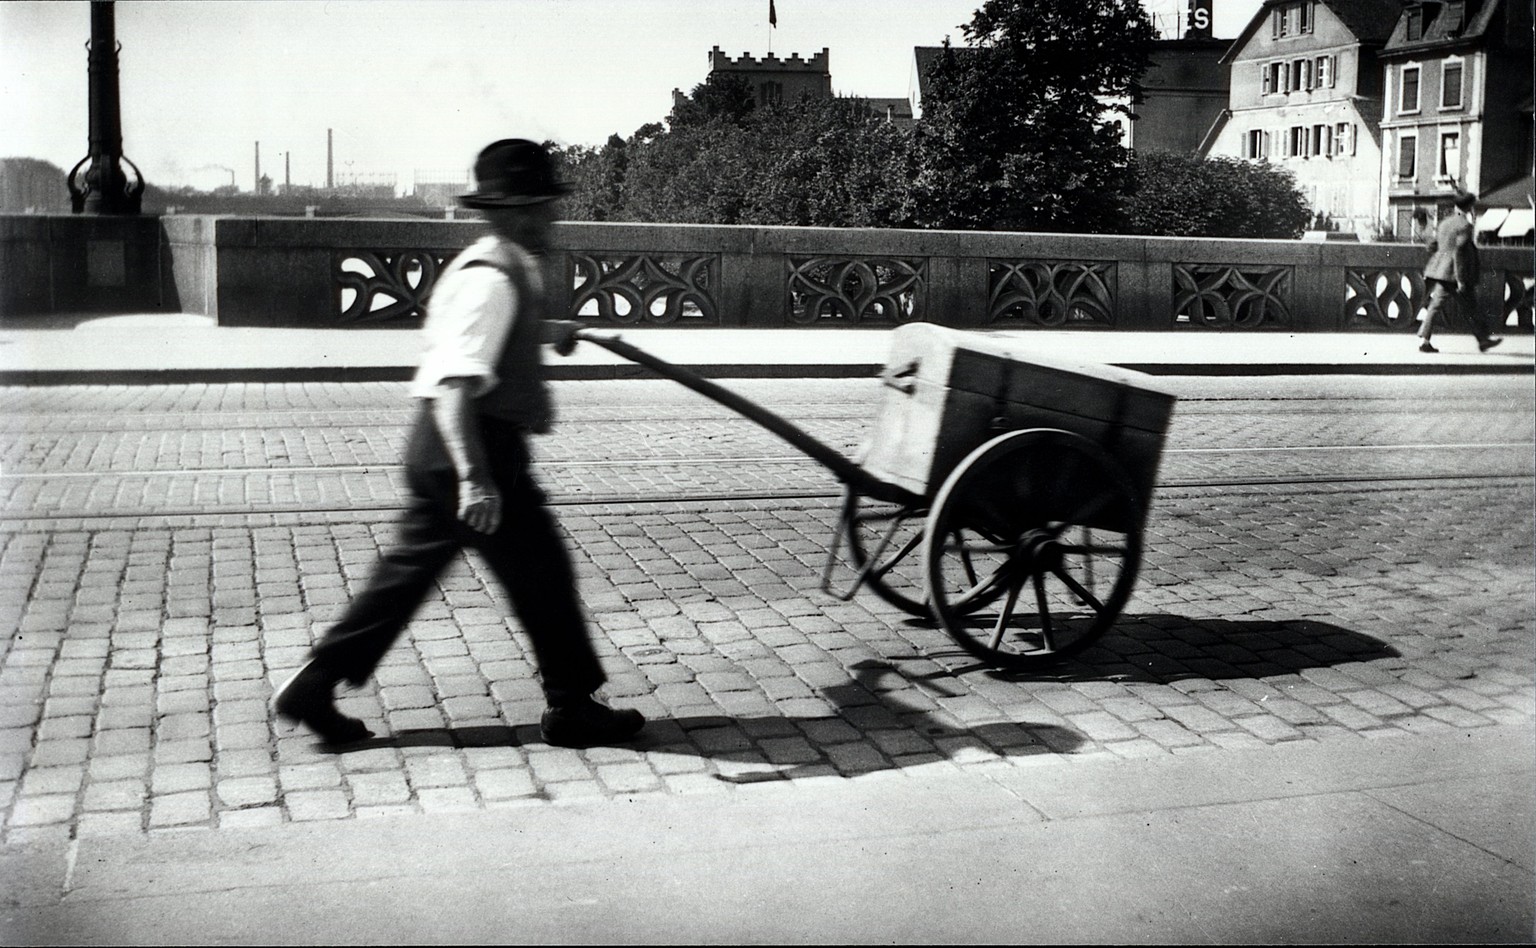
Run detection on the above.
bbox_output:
[566,329,921,507]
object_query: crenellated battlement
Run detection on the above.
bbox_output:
[710,45,830,74]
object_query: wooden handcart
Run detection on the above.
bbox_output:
[567,323,1177,670]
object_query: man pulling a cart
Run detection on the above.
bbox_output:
[274,139,646,749]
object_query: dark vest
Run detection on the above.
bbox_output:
[436,237,551,430]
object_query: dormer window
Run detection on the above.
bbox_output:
[1442,1,1465,34]
[1272,1,1315,38]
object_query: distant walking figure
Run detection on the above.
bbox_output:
[274,139,644,749]
[1417,190,1502,354]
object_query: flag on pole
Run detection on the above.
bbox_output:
[769,0,777,27]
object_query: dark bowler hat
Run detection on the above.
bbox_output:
[458,139,570,208]
[1453,189,1477,211]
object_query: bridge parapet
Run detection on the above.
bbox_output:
[2,214,1530,333]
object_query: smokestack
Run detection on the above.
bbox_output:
[255,141,261,192]
[285,151,291,188]
[327,128,334,190]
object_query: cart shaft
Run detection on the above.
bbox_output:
[570,331,920,507]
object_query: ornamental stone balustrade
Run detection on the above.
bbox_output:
[1,214,1531,334]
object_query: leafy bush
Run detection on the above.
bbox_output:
[1124,152,1312,239]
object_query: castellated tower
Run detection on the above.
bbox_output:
[708,46,832,108]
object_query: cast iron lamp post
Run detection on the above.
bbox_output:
[67,0,145,214]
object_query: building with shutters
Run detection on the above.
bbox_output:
[1376,0,1534,244]
[1200,0,1402,236]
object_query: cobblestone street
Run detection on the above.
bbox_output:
[0,376,1531,841]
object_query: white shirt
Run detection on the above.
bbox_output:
[410,237,541,399]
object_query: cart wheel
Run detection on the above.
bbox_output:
[923,428,1143,670]
[838,487,929,616]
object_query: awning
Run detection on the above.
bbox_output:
[1497,207,1534,239]
[1476,207,1509,232]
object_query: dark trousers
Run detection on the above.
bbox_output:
[311,406,606,704]
[1420,278,1491,344]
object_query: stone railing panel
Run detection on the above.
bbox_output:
[336,250,455,324]
[786,255,926,324]
[569,252,720,324]
[988,260,1118,327]
[2,215,1529,335]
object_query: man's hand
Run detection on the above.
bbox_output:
[544,319,583,356]
[458,477,503,534]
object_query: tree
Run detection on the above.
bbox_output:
[668,72,755,128]
[1123,152,1312,239]
[549,137,628,222]
[556,94,916,227]
[0,158,71,213]
[734,96,916,228]
[912,0,1155,232]
[603,118,757,223]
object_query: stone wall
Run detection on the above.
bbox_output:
[2,214,1531,333]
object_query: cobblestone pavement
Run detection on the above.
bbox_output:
[0,377,1531,841]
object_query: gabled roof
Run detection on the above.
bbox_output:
[910,45,980,105]
[1221,0,1403,63]
[1382,0,1512,55]
[912,46,948,83]
[911,46,977,77]
[1326,0,1405,43]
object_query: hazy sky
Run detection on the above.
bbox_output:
[1,0,1261,193]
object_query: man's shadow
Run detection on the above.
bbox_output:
[335,657,1081,781]
[328,614,1397,782]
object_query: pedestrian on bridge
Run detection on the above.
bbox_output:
[1416,189,1502,354]
[274,139,645,749]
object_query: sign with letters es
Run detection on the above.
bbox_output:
[1188,0,1213,36]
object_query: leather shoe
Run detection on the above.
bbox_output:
[1479,336,1503,352]
[273,660,373,745]
[1418,341,1438,353]
[540,698,645,748]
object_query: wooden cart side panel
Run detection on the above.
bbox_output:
[950,348,1177,435]
[859,323,1178,501]
[861,382,1171,506]
[939,388,1169,507]
[859,375,949,498]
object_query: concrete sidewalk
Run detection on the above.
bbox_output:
[0,313,1532,383]
[3,725,1530,944]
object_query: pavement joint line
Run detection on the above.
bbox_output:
[1,444,1527,484]
[1,476,1530,530]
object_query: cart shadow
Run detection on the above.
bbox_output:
[948,613,1402,685]
[331,658,1085,781]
